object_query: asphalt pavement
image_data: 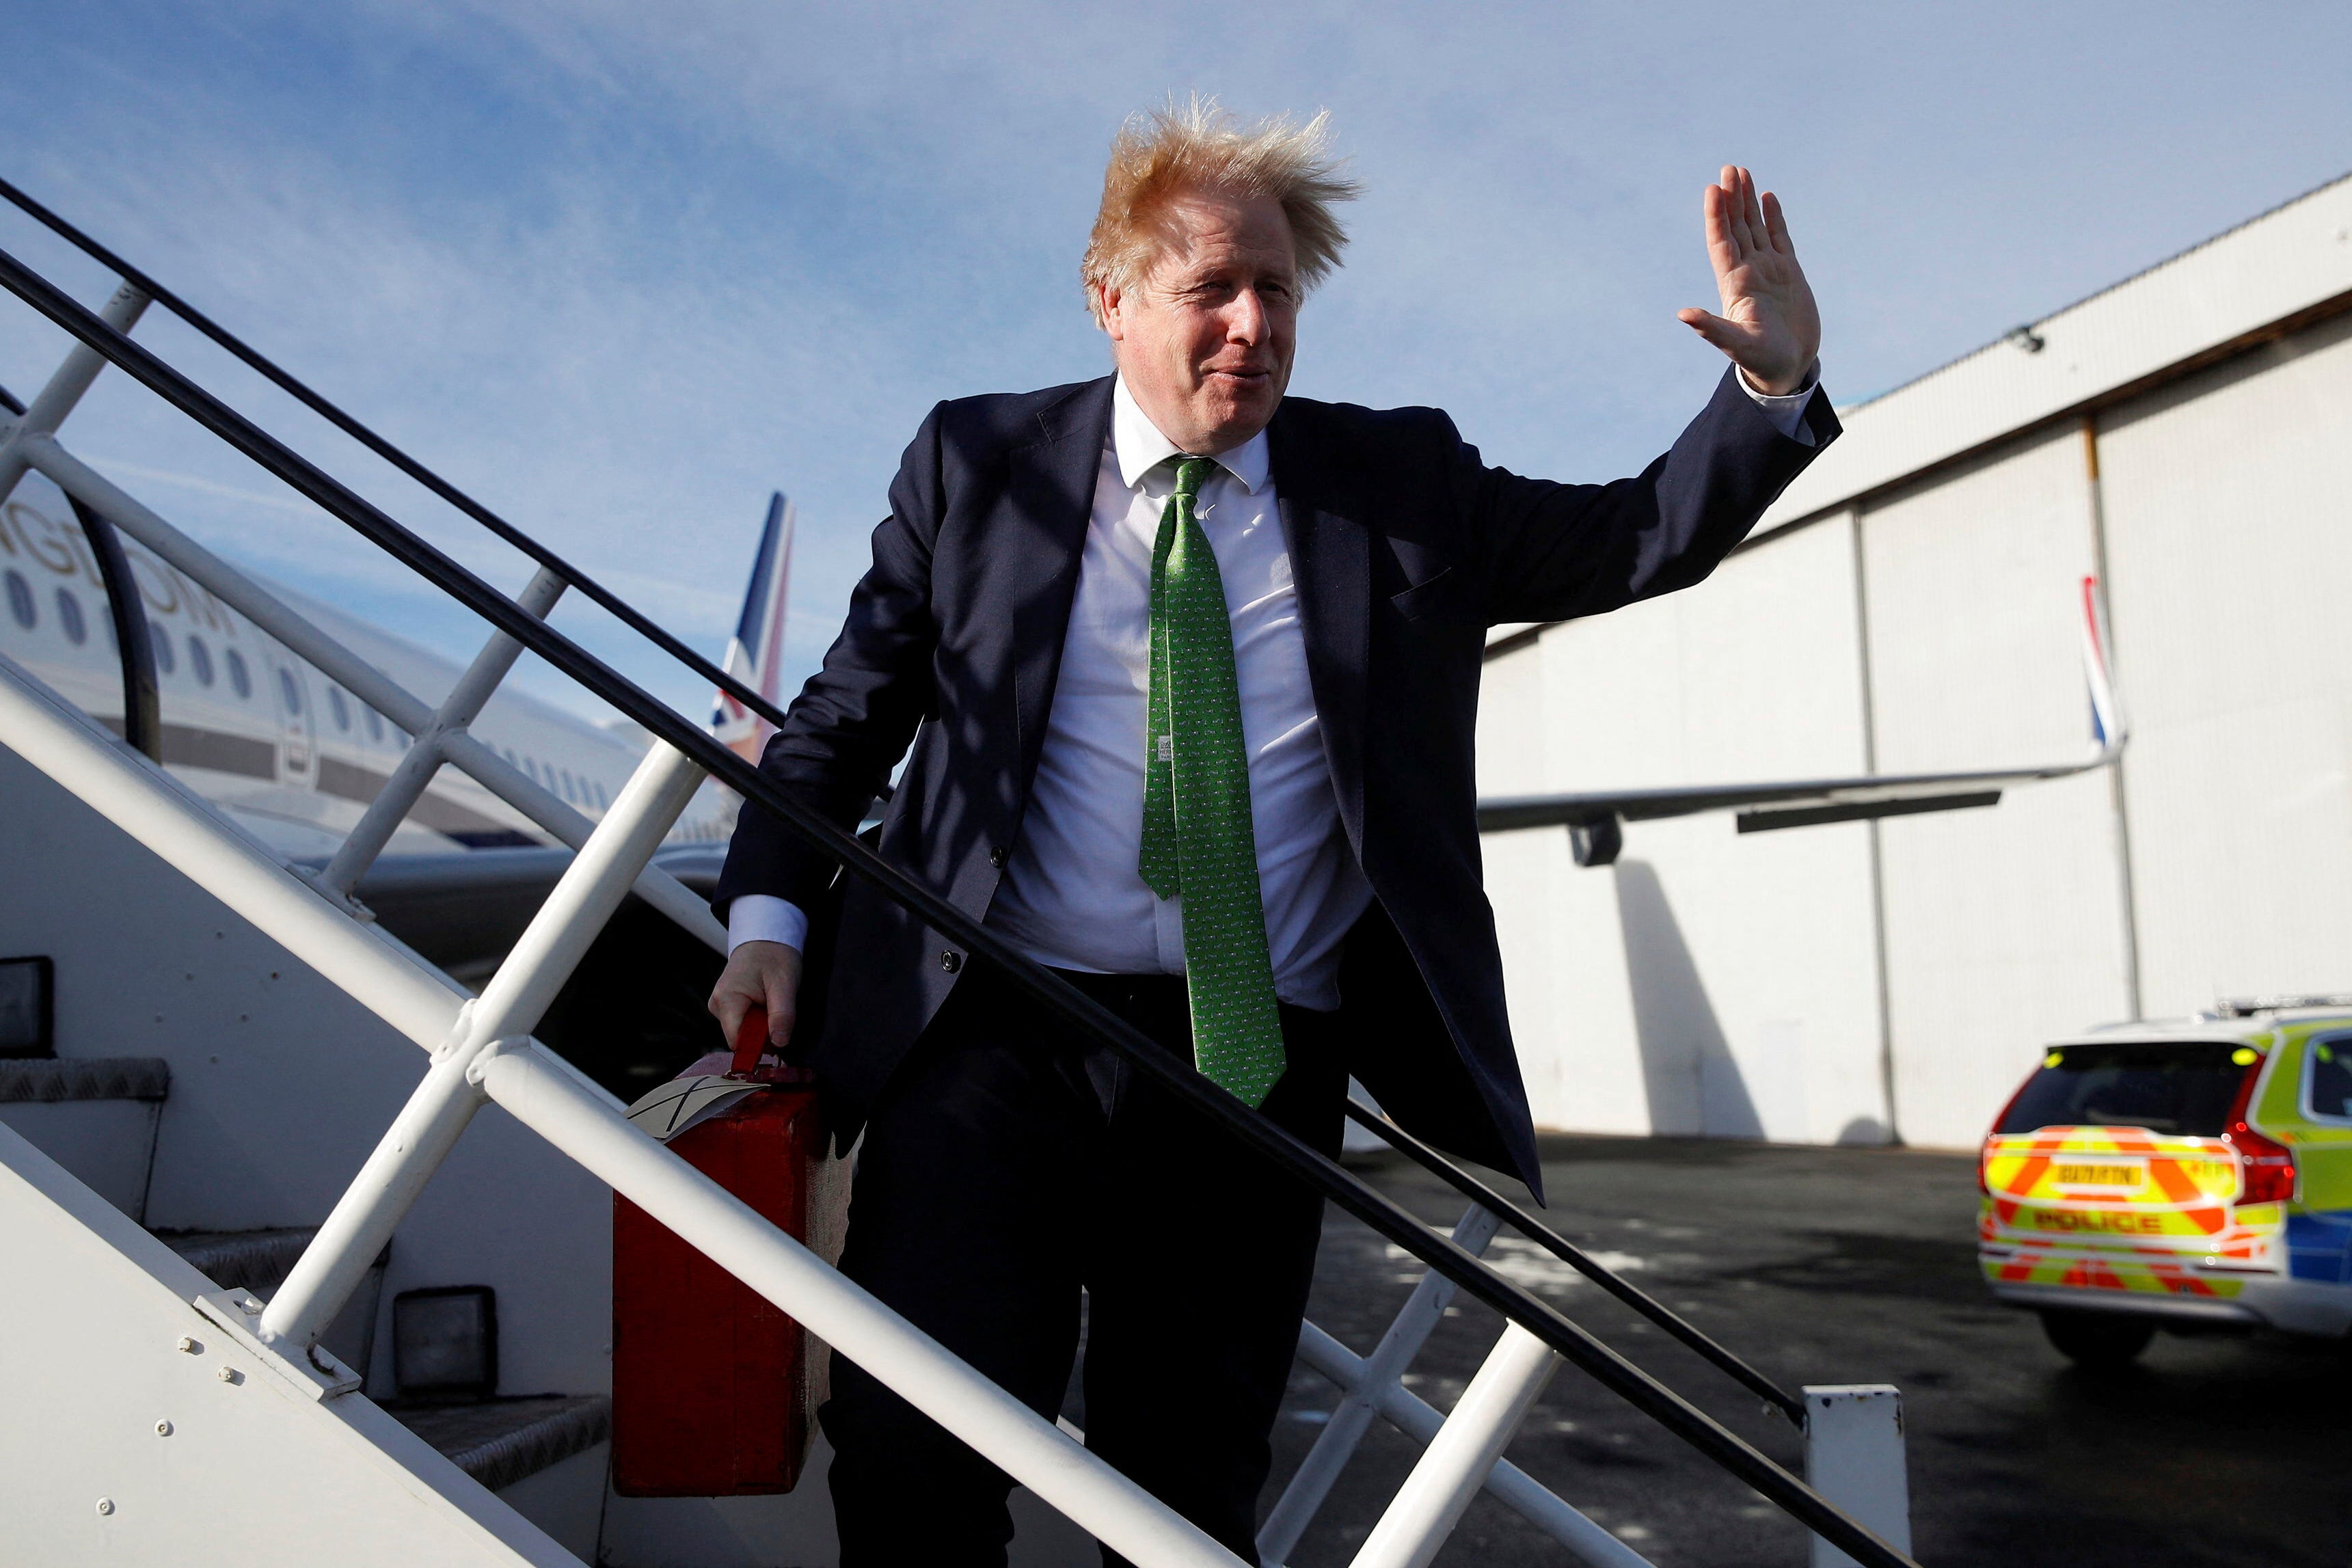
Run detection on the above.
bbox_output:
[1267,1134,2352,1568]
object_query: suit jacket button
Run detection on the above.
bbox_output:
[988,846,1009,868]
[939,951,962,973]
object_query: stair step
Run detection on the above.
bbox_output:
[157,1226,319,1295]
[386,1394,612,1492]
[0,1056,170,1103]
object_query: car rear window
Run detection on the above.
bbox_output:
[1997,1042,2252,1137]
[2310,1038,2352,1122]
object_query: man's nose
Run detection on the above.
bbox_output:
[1225,288,1269,344]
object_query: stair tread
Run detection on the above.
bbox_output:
[384,1394,612,1492]
[0,1056,170,1104]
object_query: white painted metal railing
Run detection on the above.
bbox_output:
[0,652,1243,1567]
[0,331,725,952]
[0,197,1922,1568]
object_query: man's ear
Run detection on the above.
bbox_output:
[1097,280,1126,342]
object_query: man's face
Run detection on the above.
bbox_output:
[1100,187,1299,455]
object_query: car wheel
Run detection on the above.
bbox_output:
[2039,1309,2156,1367]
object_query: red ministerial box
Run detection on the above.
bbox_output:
[612,1013,846,1496]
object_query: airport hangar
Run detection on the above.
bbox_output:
[1476,170,2352,1153]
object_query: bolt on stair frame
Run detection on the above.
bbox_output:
[0,219,1923,1568]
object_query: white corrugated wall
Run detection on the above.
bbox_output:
[1479,296,2352,1150]
[1859,427,2133,1149]
[1479,515,1886,1145]
[2098,313,2352,1014]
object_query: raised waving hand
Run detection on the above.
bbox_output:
[1677,165,1821,396]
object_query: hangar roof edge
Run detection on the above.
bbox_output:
[1753,167,2352,539]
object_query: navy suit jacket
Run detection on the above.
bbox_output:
[714,368,1838,1194]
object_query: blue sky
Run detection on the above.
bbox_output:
[4,1,2350,724]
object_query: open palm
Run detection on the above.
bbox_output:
[1677,165,1820,396]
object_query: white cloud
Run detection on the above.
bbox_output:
[6,0,2351,724]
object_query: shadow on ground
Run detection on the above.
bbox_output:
[1267,1135,2352,1567]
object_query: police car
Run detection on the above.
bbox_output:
[1978,999,2352,1365]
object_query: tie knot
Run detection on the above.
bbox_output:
[1171,456,1214,501]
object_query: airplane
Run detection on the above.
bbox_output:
[1474,576,2126,865]
[0,463,750,860]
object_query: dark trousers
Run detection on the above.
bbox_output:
[820,960,1345,1566]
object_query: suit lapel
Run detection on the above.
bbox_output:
[1268,401,1370,850]
[1003,376,1116,798]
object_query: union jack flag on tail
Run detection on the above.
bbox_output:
[711,492,794,764]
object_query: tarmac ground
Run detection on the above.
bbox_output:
[1263,1133,2352,1568]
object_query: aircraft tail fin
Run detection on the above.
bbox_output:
[711,492,794,763]
[2081,575,2126,753]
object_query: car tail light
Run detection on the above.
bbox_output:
[2221,1053,2295,1204]
[1979,1070,2040,1196]
[2226,1120,2296,1203]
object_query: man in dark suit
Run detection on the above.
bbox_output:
[709,103,1834,1565]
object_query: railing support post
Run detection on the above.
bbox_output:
[1805,1386,1910,1568]
[314,563,569,900]
[473,1037,1245,1568]
[1293,1324,1653,1568]
[254,1020,493,1354]
[0,282,148,496]
[1348,1323,1563,1568]
[1260,1204,1503,1565]
[20,432,724,951]
[257,739,707,1353]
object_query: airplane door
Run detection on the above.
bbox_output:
[271,655,313,778]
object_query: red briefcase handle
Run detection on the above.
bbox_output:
[729,1007,770,1079]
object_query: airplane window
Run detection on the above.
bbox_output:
[594,781,608,809]
[502,747,517,767]
[560,768,577,802]
[365,707,383,743]
[328,687,351,731]
[55,589,86,646]
[3,570,32,630]
[151,622,176,675]
[278,668,301,714]
[226,648,252,699]
[187,635,215,688]
[524,757,539,783]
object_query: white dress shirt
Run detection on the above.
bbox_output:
[727,365,1823,1003]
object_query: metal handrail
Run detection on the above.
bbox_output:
[0,239,1921,1568]
[7,425,725,951]
[0,173,793,738]
[1345,1098,1805,1425]
[0,653,1244,1568]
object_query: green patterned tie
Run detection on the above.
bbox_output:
[1139,457,1287,1107]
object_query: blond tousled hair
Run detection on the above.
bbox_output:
[1081,96,1360,327]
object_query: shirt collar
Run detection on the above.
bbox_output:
[1111,375,1271,495]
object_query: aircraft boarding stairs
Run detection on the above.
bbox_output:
[0,178,1922,1568]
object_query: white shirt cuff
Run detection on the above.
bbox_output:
[727,894,809,954]
[1737,360,1822,446]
